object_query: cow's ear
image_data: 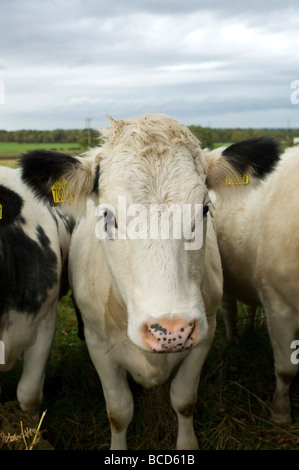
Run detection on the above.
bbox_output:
[203,137,280,193]
[20,150,99,215]
[0,185,24,228]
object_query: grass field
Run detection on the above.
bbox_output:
[0,158,299,450]
[46,300,299,450]
[2,296,299,450]
[0,142,81,158]
[0,142,82,169]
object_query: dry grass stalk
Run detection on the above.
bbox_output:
[0,409,47,450]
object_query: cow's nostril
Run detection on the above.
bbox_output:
[141,319,199,353]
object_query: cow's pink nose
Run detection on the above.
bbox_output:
[141,318,199,353]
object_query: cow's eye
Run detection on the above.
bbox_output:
[203,202,212,217]
[103,210,118,226]
[103,209,118,238]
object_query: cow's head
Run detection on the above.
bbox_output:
[20,115,279,353]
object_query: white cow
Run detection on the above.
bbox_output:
[0,163,73,417]
[214,145,299,426]
[20,115,279,449]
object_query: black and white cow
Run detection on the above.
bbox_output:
[20,115,280,449]
[0,163,73,417]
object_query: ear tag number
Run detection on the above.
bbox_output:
[226,173,249,185]
[51,177,74,203]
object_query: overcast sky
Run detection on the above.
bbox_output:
[0,0,298,130]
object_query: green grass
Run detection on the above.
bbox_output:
[0,142,82,168]
[0,142,81,158]
[44,300,299,449]
[212,142,233,149]
[3,295,299,450]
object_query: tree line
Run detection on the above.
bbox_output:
[0,128,100,149]
[0,126,297,149]
[189,126,298,148]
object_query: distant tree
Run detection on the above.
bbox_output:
[189,126,214,148]
[231,129,251,142]
[77,134,88,149]
[0,126,296,151]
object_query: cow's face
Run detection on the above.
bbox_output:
[20,115,280,353]
[95,129,211,352]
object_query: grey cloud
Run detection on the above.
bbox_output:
[0,0,298,129]
[1,0,298,67]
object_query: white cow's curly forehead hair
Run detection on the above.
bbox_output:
[99,114,242,196]
[100,113,202,157]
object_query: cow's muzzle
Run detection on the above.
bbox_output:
[140,318,199,353]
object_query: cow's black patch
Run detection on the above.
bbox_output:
[54,209,76,234]
[0,185,24,228]
[222,137,280,179]
[46,204,75,235]
[20,150,80,204]
[71,294,85,341]
[59,256,70,299]
[0,222,58,317]
[47,205,59,230]
[92,163,100,196]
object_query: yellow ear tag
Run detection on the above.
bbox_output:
[0,204,2,219]
[225,173,249,185]
[51,177,74,203]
